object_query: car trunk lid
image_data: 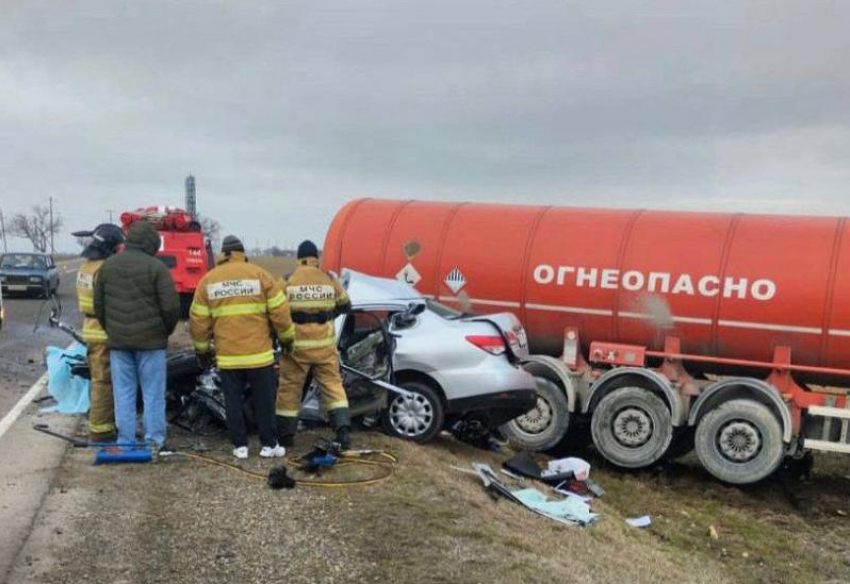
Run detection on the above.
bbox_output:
[463,312,529,362]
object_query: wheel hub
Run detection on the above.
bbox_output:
[612,407,653,447]
[389,394,433,437]
[718,421,761,462]
[514,397,553,435]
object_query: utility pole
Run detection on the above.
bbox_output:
[108,209,114,223]
[49,196,55,254]
[0,209,7,252]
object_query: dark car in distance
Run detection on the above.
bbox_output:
[0,253,60,298]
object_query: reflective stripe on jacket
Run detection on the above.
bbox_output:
[190,252,295,369]
[77,260,108,344]
[285,257,349,359]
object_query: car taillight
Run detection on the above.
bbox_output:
[465,335,507,356]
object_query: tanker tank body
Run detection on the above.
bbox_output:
[325,198,850,485]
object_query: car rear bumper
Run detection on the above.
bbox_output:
[446,388,537,425]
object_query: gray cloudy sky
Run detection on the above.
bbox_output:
[1,1,849,252]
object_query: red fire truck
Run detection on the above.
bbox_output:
[120,206,213,316]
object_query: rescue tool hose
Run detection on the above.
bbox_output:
[172,450,398,488]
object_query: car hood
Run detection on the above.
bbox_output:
[341,269,423,305]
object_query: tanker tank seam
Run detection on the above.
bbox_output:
[820,217,847,366]
[333,198,371,272]
[519,206,553,332]
[438,295,520,308]
[712,214,742,357]
[377,200,415,275]
[612,209,645,341]
[716,320,822,334]
[432,202,467,299]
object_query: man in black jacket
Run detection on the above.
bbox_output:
[94,220,180,447]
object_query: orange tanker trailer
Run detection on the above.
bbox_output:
[324,198,850,484]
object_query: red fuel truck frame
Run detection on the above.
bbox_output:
[121,206,213,316]
[325,199,850,485]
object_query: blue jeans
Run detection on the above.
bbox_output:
[110,349,167,445]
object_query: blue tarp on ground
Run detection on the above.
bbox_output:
[43,345,90,414]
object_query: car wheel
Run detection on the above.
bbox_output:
[591,386,673,469]
[381,381,445,443]
[500,376,570,451]
[694,399,784,485]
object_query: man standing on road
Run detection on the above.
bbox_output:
[94,221,180,449]
[276,240,352,449]
[72,224,125,442]
[190,236,295,459]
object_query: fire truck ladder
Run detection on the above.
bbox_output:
[803,396,850,454]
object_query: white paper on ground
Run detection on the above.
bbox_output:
[546,457,590,481]
[626,516,652,528]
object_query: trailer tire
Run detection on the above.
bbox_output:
[695,399,784,485]
[500,376,570,451]
[591,387,673,469]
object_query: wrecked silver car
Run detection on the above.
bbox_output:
[330,270,539,443]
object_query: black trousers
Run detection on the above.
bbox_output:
[218,366,278,448]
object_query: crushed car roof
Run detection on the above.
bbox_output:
[342,269,424,304]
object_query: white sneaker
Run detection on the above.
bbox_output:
[233,446,249,459]
[260,444,286,458]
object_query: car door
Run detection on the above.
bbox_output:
[298,307,398,422]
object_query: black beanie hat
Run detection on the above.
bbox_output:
[297,240,319,259]
[222,235,245,253]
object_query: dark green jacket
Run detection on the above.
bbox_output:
[94,221,180,350]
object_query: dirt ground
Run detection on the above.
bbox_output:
[10,414,850,584]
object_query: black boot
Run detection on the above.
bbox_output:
[276,416,298,448]
[336,426,352,450]
[328,408,352,450]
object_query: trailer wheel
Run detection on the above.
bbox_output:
[500,376,570,451]
[695,399,784,485]
[591,387,673,468]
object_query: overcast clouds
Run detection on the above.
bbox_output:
[1,1,849,251]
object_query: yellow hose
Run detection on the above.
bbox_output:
[173,449,398,488]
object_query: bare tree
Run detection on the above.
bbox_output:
[9,205,63,252]
[197,215,221,250]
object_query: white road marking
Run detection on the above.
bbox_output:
[0,372,48,442]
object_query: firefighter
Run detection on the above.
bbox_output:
[72,223,125,442]
[190,235,295,459]
[276,240,352,449]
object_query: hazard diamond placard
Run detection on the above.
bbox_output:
[444,267,467,294]
[396,262,422,286]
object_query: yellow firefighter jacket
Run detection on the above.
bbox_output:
[285,257,350,360]
[77,260,108,343]
[190,252,295,369]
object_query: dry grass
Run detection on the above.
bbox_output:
[251,256,298,279]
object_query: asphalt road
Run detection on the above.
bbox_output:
[0,258,84,583]
[0,259,84,418]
